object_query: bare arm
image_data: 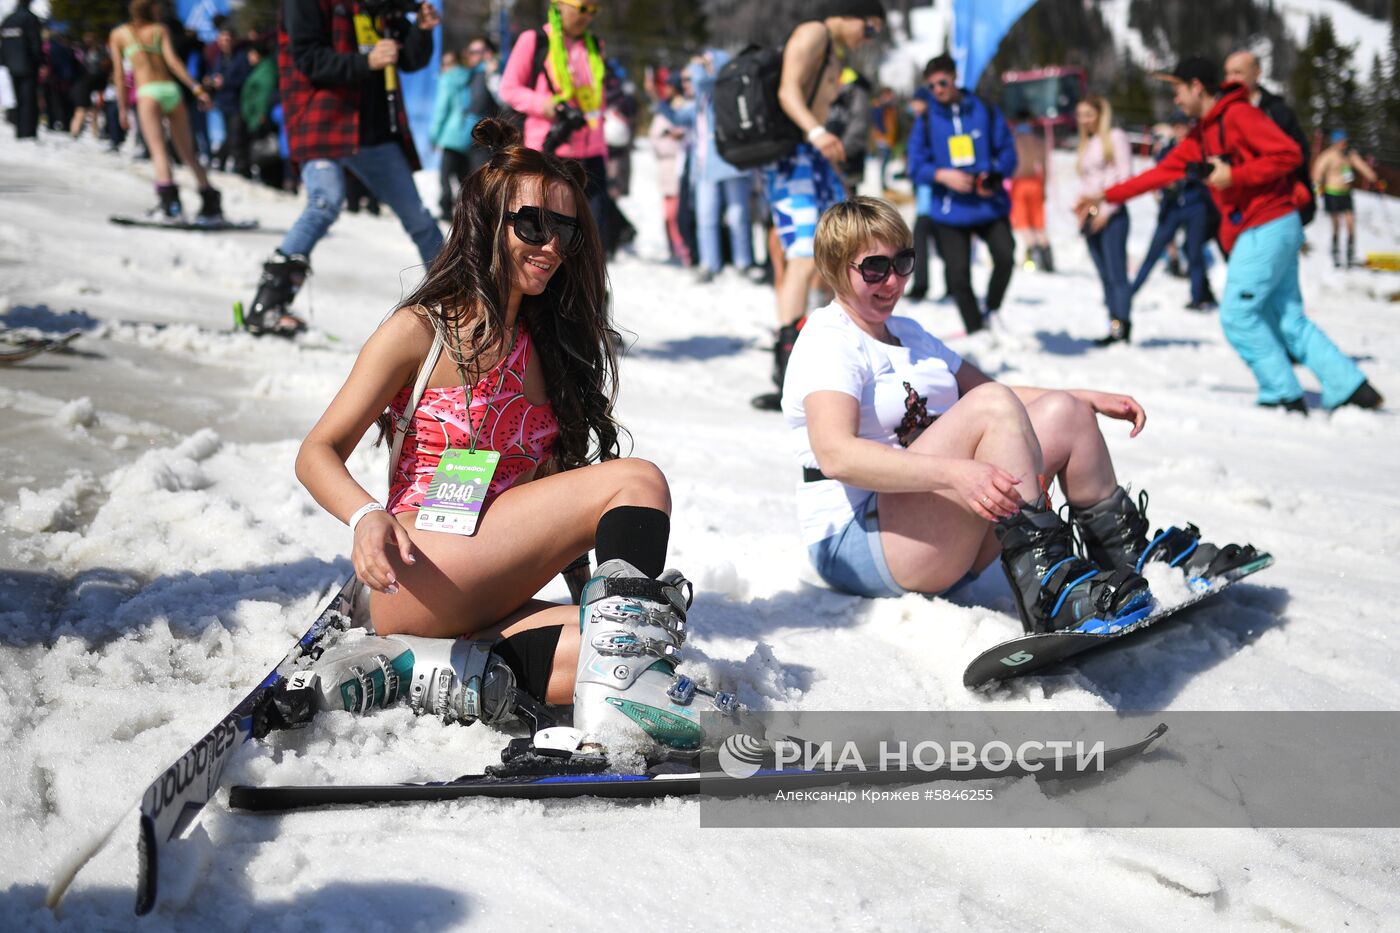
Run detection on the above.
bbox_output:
[1349,151,1378,185]
[957,363,1145,435]
[157,25,207,104]
[1312,150,1331,189]
[776,22,830,135]
[805,390,1022,520]
[109,30,126,122]
[296,309,431,591]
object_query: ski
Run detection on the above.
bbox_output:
[46,575,361,916]
[109,215,261,232]
[227,723,1168,812]
[0,330,81,364]
[963,555,1275,690]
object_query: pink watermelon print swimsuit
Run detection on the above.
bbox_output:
[387,325,560,515]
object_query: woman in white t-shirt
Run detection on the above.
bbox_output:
[782,197,1257,635]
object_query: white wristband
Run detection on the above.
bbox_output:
[348,501,386,534]
[807,125,831,143]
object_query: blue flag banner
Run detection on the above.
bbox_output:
[399,7,441,173]
[176,0,229,41]
[950,0,1037,89]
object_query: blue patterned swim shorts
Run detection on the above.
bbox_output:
[764,143,845,260]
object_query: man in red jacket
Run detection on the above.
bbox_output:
[1076,57,1381,414]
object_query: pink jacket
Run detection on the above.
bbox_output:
[498,25,607,161]
[1077,128,1132,216]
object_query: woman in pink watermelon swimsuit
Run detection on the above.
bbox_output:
[296,120,679,709]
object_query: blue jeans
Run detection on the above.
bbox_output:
[695,175,753,273]
[281,142,443,265]
[1132,200,1214,304]
[1222,212,1364,407]
[1085,209,1132,325]
[807,495,907,599]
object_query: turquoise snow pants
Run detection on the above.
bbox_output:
[1221,212,1364,408]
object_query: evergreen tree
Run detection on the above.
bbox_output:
[48,0,128,36]
[1291,15,1364,140]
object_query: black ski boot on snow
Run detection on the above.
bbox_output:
[751,319,802,412]
[243,251,310,337]
[1071,486,1262,587]
[197,187,223,225]
[995,504,1153,634]
[150,183,182,221]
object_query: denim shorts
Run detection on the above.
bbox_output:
[807,496,909,599]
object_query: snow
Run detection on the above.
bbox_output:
[3,123,1400,931]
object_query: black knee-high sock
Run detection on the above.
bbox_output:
[595,506,670,579]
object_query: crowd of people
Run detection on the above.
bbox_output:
[2,0,1393,757]
[1,1,289,200]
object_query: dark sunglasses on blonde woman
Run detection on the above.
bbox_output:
[506,207,584,253]
[851,248,916,283]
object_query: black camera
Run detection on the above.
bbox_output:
[977,171,1004,193]
[361,0,419,19]
[1184,160,1213,181]
[542,102,587,155]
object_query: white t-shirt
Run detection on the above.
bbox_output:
[781,303,964,546]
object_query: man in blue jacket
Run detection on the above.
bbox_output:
[907,54,1017,334]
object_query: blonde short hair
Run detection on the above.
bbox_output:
[814,197,913,300]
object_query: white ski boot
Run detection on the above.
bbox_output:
[291,631,523,726]
[567,559,738,756]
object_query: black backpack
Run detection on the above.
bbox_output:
[713,37,830,170]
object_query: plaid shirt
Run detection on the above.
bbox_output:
[277,0,422,169]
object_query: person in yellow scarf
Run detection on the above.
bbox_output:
[500,0,610,240]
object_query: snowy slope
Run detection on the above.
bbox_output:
[3,129,1400,932]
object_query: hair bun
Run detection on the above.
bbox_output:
[472,119,521,154]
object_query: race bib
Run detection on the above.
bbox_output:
[415,448,500,536]
[948,134,975,167]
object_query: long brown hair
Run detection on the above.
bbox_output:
[396,119,622,471]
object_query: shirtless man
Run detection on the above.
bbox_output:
[1313,130,1378,268]
[752,0,886,411]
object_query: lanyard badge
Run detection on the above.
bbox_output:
[414,327,516,536]
[415,448,500,535]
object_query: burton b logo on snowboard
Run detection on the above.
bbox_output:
[1000,651,1034,667]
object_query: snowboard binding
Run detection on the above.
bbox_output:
[1071,487,1262,587]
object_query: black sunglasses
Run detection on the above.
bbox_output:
[505,206,583,253]
[851,248,916,283]
[929,77,953,88]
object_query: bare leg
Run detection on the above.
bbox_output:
[777,256,815,325]
[472,601,580,704]
[135,97,172,185]
[166,103,211,189]
[371,457,671,639]
[768,226,786,294]
[1023,390,1118,508]
[879,383,1043,593]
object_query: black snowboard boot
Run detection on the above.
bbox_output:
[751,319,803,412]
[151,183,182,221]
[1039,243,1055,273]
[246,251,310,337]
[995,504,1152,634]
[1071,486,1262,583]
[197,186,223,224]
[1340,380,1383,410]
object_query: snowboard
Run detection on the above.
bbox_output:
[109,215,260,232]
[963,554,1274,690]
